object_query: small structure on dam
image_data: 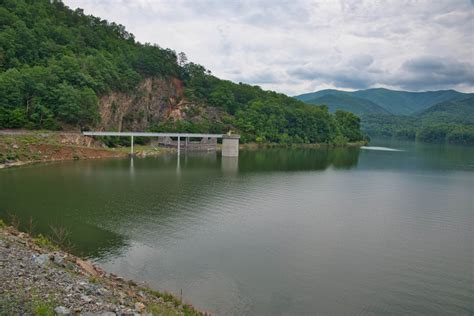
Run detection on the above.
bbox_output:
[82,131,240,157]
[222,134,240,157]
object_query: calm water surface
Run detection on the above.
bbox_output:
[1,140,473,315]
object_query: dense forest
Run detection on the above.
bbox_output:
[296,88,472,115]
[296,89,474,145]
[0,0,364,144]
[361,97,474,145]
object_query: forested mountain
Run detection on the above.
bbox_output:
[296,89,474,144]
[416,97,474,124]
[361,97,474,144]
[0,0,364,144]
[295,88,473,115]
[296,94,390,116]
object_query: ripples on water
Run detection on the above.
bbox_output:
[0,141,473,315]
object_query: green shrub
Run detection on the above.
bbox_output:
[31,300,55,316]
[33,234,59,251]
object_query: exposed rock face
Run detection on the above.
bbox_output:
[98,77,215,132]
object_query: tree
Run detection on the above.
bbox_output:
[334,110,364,142]
[178,52,188,67]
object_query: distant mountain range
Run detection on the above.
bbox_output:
[416,96,474,125]
[295,88,474,144]
[294,88,473,116]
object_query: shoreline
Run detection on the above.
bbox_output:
[239,140,367,150]
[0,130,367,169]
[0,222,207,315]
[0,131,175,169]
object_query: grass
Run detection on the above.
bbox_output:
[29,288,57,316]
[89,275,99,284]
[145,289,202,316]
[1,215,70,252]
[148,304,182,316]
[31,301,55,316]
[33,234,59,251]
[0,134,46,163]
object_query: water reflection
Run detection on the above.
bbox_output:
[130,157,135,177]
[221,157,238,174]
[238,147,360,172]
[176,155,181,175]
[0,147,360,258]
[0,143,472,315]
[0,207,127,259]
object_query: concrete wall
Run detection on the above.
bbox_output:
[152,136,217,151]
[222,135,240,157]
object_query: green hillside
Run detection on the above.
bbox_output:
[0,0,364,144]
[302,94,390,116]
[294,89,344,102]
[354,88,471,115]
[295,88,472,115]
[295,88,473,144]
[361,97,474,144]
[417,96,474,124]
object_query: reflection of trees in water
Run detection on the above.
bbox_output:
[67,223,127,260]
[0,148,360,261]
[413,142,474,171]
[329,148,360,169]
[360,140,474,172]
[0,209,127,260]
[238,148,360,172]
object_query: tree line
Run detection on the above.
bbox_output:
[362,112,474,145]
[0,0,365,144]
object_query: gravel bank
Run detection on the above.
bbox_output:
[0,225,207,315]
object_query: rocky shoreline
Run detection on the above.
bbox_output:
[0,131,175,169]
[0,223,206,315]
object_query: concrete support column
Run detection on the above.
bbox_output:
[131,135,134,155]
[177,136,180,156]
[222,134,240,157]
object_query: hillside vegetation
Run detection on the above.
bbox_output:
[296,89,474,145]
[295,88,472,115]
[299,94,390,116]
[0,0,364,145]
[362,97,474,144]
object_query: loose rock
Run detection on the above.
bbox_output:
[54,306,71,315]
[0,226,205,315]
[33,253,49,267]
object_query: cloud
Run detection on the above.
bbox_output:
[390,56,474,90]
[64,0,474,94]
[287,62,376,90]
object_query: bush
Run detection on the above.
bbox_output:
[33,234,59,251]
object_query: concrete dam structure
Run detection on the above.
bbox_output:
[82,131,240,157]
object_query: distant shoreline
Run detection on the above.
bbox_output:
[0,130,367,169]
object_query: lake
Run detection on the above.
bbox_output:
[1,140,473,315]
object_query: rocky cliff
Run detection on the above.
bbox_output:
[98,77,221,131]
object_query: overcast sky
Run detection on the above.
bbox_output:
[65,0,474,95]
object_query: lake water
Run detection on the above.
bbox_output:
[1,140,473,315]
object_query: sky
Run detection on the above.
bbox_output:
[64,0,474,95]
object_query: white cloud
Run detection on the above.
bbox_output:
[64,0,474,94]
